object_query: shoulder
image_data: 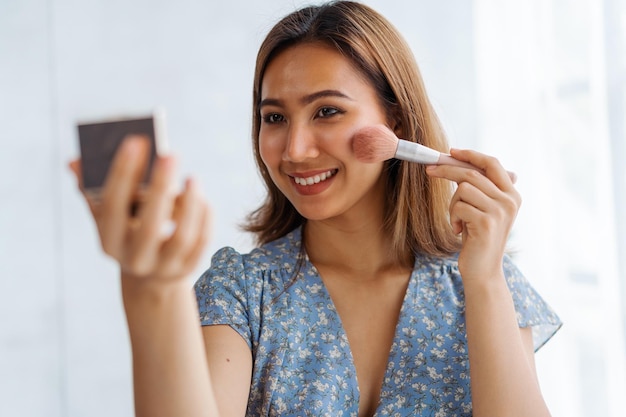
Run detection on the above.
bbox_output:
[212,227,302,272]
[193,228,305,343]
[410,252,526,303]
[413,251,461,279]
[412,252,465,306]
[501,253,526,282]
[197,227,303,293]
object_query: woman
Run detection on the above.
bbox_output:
[71,1,560,416]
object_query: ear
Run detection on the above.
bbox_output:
[387,105,403,137]
[392,122,403,138]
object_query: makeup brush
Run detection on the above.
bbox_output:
[352,125,516,182]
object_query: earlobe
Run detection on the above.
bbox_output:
[386,106,403,138]
[389,118,403,139]
[392,123,402,138]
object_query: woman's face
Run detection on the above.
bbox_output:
[259,42,390,223]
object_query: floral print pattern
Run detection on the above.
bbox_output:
[194,227,561,416]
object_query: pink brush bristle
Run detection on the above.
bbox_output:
[352,125,398,163]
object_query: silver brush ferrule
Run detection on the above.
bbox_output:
[395,140,440,164]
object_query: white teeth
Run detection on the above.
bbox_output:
[294,170,335,186]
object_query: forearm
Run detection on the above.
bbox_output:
[122,275,219,417]
[464,278,550,417]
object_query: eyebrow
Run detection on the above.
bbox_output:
[259,89,354,108]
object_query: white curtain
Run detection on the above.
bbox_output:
[474,0,626,415]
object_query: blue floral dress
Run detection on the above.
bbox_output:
[194,226,561,416]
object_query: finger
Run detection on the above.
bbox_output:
[450,200,489,239]
[68,159,81,183]
[161,177,205,264]
[449,190,470,235]
[449,148,515,188]
[125,155,178,274]
[99,136,151,258]
[101,135,151,205]
[161,201,212,280]
[450,188,519,241]
[428,163,504,201]
[160,178,209,277]
[455,180,499,213]
[68,159,98,217]
[449,182,492,232]
[179,199,212,278]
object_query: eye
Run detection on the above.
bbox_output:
[262,113,285,124]
[316,107,343,118]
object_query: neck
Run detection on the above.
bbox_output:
[303,217,412,278]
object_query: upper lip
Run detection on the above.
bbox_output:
[286,168,338,178]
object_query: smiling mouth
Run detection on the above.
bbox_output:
[292,169,338,186]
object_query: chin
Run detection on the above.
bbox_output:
[293,207,335,222]
[287,198,341,221]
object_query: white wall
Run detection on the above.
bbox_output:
[0,1,478,416]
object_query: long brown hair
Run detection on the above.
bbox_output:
[244,0,461,259]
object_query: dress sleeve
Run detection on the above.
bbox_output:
[194,246,253,349]
[503,254,562,351]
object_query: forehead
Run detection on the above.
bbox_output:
[261,42,374,99]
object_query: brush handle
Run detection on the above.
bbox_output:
[395,139,517,183]
[436,153,481,171]
[438,154,517,183]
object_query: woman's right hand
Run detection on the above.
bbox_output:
[69,135,211,285]
[72,137,221,417]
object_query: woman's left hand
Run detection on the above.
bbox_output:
[426,149,521,283]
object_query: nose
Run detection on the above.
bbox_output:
[283,124,319,162]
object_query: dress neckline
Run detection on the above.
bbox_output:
[300,246,419,416]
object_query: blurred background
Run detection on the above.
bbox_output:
[1,0,624,416]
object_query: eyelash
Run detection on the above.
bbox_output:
[262,113,285,124]
[261,107,345,124]
[316,106,343,118]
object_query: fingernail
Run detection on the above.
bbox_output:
[158,154,175,167]
[185,176,198,191]
[122,137,141,154]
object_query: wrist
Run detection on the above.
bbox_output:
[462,273,510,300]
[458,255,506,287]
[121,273,193,311]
